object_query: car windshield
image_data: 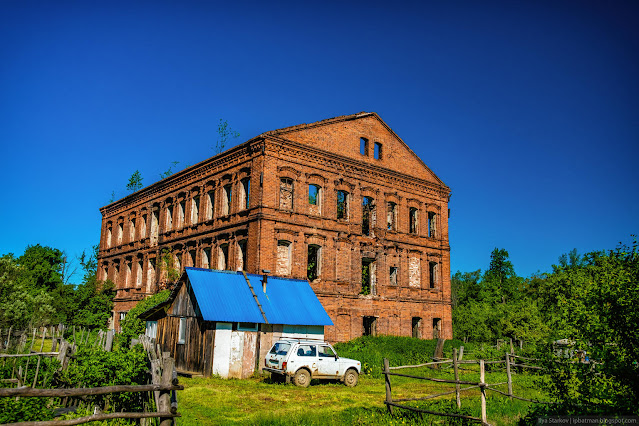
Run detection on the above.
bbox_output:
[269,342,291,356]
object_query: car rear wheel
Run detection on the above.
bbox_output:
[293,369,311,388]
[344,368,358,387]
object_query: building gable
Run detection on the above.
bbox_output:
[266,112,445,186]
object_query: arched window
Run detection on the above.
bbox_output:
[276,240,292,276]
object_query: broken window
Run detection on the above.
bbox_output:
[191,196,199,224]
[146,259,156,293]
[240,178,250,210]
[205,190,214,220]
[129,218,136,241]
[433,318,442,339]
[428,212,436,238]
[178,201,185,228]
[309,184,321,215]
[361,258,376,295]
[276,240,292,276]
[117,223,123,245]
[307,245,321,281]
[409,207,418,234]
[279,178,294,210]
[387,202,397,231]
[150,209,159,246]
[429,261,438,289]
[174,254,181,274]
[363,316,377,336]
[188,250,196,267]
[136,260,142,287]
[374,142,382,159]
[218,244,229,270]
[140,214,147,239]
[412,317,422,339]
[223,184,232,215]
[201,247,211,269]
[362,197,375,236]
[389,266,398,286]
[166,206,173,231]
[360,137,368,156]
[238,240,247,271]
[125,261,132,288]
[337,190,348,220]
[106,224,112,248]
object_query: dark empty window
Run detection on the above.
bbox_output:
[361,258,375,295]
[409,207,418,234]
[363,316,377,336]
[241,178,250,210]
[428,212,436,238]
[389,266,398,286]
[362,197,374,236]
[374,142,382,159]
[429,261,438,288]
[412,317,421,339]
[337,190,348,220]
[387,202,397,230]
[223,184,232,215]
[307,245,320,281]
[433,318,442,339]
[360,137,368,155]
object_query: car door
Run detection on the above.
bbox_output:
[317,344,339,377]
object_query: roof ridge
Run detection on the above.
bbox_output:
[261,111,373,136]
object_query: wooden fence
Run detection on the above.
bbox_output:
[1,327,182,426]
[383,350,551,426]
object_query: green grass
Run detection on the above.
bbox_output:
[177,367,547,425]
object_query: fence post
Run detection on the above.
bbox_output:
[459,346,464,361]
[383,358,393,415]
[479,359,487,425]
[104,330,114,352]
[159,355,175,426]
[453,348,461,409]
[505,353,513,399]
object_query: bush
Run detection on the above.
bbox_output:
[119,289,170,347]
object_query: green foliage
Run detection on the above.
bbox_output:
[60,345,149,412]
[160,161,180,179]
[18,244,64,290]
[0,397,54,423]
[334,335,470,378]
[119,289,171,347]
[160,248,180,282]
[126,170,143,192]
[213,118,240,154]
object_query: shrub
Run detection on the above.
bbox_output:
[119,289,170,347]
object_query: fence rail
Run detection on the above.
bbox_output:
[382,344,552,426]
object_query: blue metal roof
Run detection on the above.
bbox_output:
[182,268,332,326]
[184,268,265,323]
[247,274,334,326]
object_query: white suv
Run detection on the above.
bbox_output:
[263,339,361,387]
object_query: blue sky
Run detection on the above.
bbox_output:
[1,0,637,282]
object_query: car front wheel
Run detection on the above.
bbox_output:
[344,368,359,387]
[293,369,311,388]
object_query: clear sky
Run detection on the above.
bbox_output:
[1,0,637,282]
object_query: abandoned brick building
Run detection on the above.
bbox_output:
[98,112,452,342]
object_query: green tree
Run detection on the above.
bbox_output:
[17,244,64,291]
[159,161,180,179]
[71,246,115,329]
[213,119,240,154]
[119,290,171,347]
[126,170,143,192]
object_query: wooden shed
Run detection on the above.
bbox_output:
[140,267,333,378]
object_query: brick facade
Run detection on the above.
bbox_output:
[98,112,452,341]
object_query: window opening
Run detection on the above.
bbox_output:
[409,207,418,234]
[205,190,214,220]
[412,317,422,339]
[166,206,173,231]
[125,261,132,288]
[178,317,186,344]
[363,316,377,336]
[218,244,229,270]
[223,184,232,215]
[201,247,211,269]
[307,245,321,281]
[188,250,196,267]
[429,261,438,289]
[337,190,348,220]
[360,137,368,156]
[174,254,181,274]
[117,223,123,245]
[136,260,142,287]
[191,196,199,224]
[319,345,336,358]
[178,201,185,227]
[240,178,250,210]
[362,197,374,236]
[129,218,136,241]
[106,224,112,248]
[374,142,382,159]
[309,184,320,205]
[296,345,317,357]
[238,240,247,271]
[361,258,376,295]
[389,266,398,286]
[279,178,294,210]
[147,259,156,293]
[140,214,147,239]
[428,212,436,238]
[150,210,159,246]
[433,318,442,339]
[387,202,397,230]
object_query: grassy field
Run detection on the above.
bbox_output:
[178,366,547,425]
